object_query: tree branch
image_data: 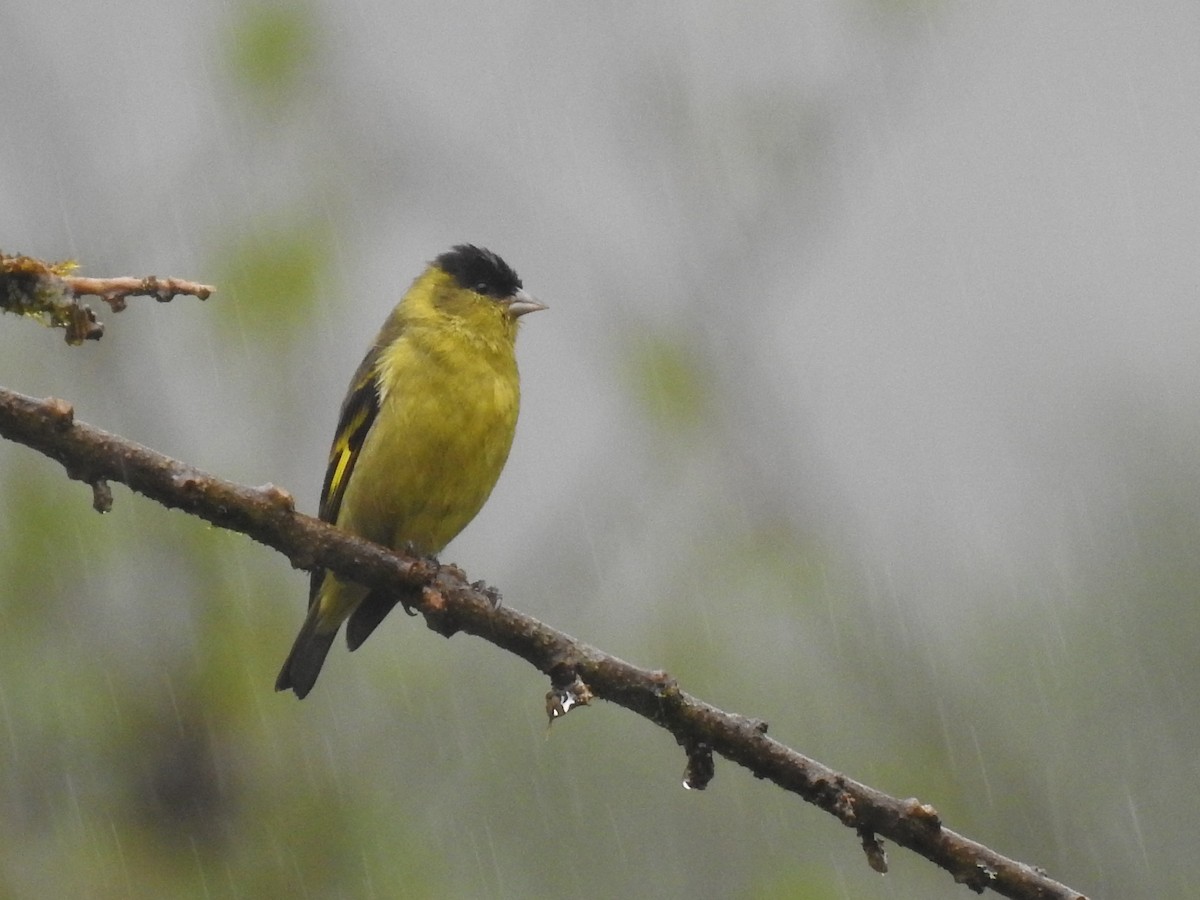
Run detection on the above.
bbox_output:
[0,252,212,343]
[0,385,1088,900]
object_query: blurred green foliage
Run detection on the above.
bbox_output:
[216,217,331,338]
[625,332,711,432]
[225,3,318,104]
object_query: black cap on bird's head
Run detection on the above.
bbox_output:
[437,245,523,299]
[435,244,546,318]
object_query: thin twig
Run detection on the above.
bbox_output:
[0,253,212,343]
[63,274,214,311]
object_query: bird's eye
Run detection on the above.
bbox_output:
[473,282,491,295]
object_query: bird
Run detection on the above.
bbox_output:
[276,245,545,698]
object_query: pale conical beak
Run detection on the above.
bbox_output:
[505,289,548,318]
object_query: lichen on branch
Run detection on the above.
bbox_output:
[0,252,214,345]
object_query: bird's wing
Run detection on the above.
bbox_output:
[319,348,381,526]
[307,341,383,609]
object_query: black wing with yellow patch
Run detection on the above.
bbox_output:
[320,307,412,527]
[319,353,380,526]
[308,342,383,607]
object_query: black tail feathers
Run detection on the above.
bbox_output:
[276,608,338,699]
[345,585,419,651]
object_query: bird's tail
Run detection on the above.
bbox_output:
[345,584,421,651]
[275,604,338,699]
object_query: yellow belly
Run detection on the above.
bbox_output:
[315,325,521,630]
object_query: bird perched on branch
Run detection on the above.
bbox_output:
[276,245,545,698]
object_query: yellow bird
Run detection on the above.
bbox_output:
[276,245,545,698]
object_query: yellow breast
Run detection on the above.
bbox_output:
[336,314,521,555]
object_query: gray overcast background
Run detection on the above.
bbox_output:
[2,3,1197,898]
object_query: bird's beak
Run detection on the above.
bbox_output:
[505,289,548,318]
